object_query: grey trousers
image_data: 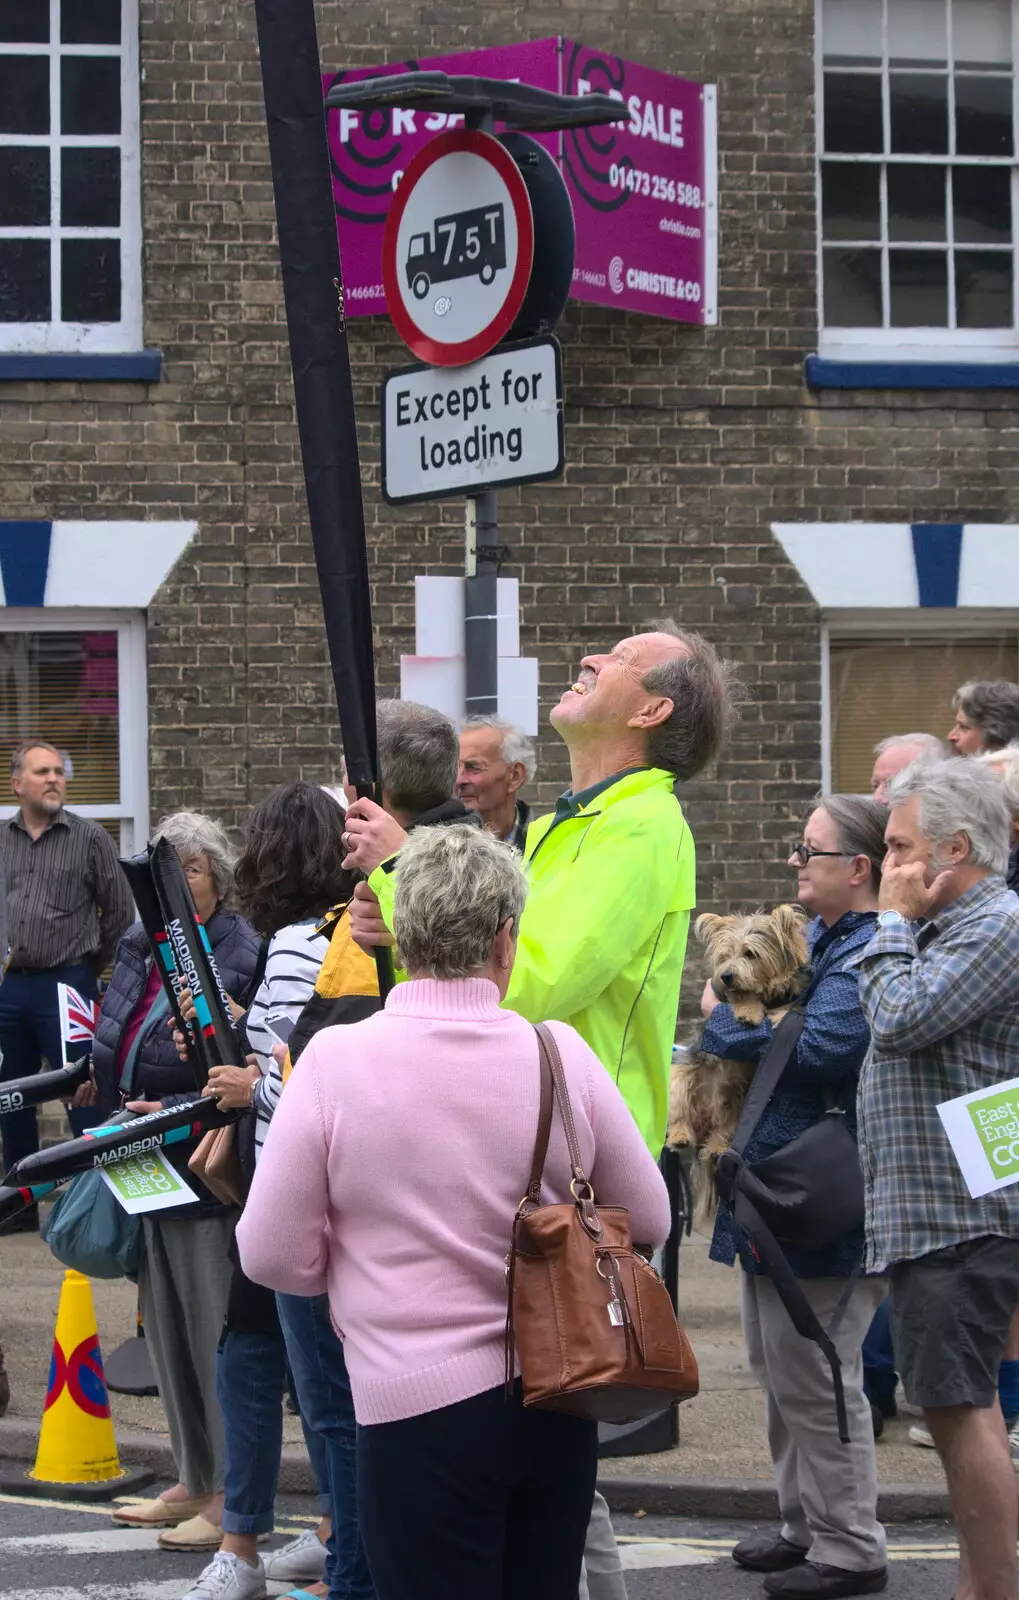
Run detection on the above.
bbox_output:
[740,1272,887,1573]
[579,1489,628,1600]
[138,1211,236,1497]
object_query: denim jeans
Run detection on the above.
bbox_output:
[862,1297,898,1414]
[216,1324,331,1536]
[277,1292,374,1600]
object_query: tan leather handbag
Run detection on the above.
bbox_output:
[506,1023,699,1424]
[188,1123,245,1208]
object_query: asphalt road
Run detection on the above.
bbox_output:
[0,1467,961,1600]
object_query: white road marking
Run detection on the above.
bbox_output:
[0,1586,186,1600]
[618,1539,715,1568]
[0,1530,160,1555]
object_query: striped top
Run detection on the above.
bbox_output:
[249,918,329,1156]
[0,808,133,971]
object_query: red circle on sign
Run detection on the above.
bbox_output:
[382,129,535,368]
[67,1336,111,1419]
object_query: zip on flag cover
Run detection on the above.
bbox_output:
[57,983,100,1064]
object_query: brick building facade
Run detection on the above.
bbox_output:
[0,0,1016,938]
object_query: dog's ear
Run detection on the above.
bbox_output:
[771,903,807,937]
[695,913,725,946]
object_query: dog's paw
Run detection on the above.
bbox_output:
[730,997,766,1026]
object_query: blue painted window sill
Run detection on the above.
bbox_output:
[806,355,1019,391]
[0,350,163,382]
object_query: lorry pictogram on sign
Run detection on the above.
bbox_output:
[407,204,506,298]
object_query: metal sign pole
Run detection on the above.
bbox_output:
[465,487,499,717]
[463,103,499,723]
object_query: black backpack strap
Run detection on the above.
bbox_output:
[733,1189,852,1444]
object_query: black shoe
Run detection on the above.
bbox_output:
[763,1562,888,1599]
[733,1535,809,1573]
[870,1401,885,1440]
[0,1204,38,1234]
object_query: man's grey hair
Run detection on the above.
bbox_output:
[979,743,1019,819]
[886,758,1011,874]
[953,680,1019,751]
[152,810,238,903]
[10,739,63,778]
[873,732,946,761]
[376,699,459,817]
[461,716,537,784]
[641,621,744,781]
[393,823,528,980]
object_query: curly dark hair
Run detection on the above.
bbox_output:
[235,782,355,936]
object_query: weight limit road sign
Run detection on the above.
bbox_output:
[382,129,535,367]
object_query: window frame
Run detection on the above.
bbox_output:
[816,0,1019,362]
[0,0,141,354]
[821,607,1019,789]
[0,608,149,852]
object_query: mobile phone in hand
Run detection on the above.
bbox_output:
[263,1012,296,1048]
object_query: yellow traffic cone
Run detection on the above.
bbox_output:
[3,1269,153,1501]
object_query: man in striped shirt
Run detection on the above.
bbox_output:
[0,740,132,1195]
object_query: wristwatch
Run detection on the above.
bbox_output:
[877,909,906,929]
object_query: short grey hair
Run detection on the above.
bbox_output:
[640,620,744,781]
[376,699,459,817]
[886,758,1011,874]
[461,716,537,784]
[979,744,1019,818]
[152,810,237,904]
[873,732,946,761]
[393,823,528,979]
[953,680,1019,751]
[814,793,889,892]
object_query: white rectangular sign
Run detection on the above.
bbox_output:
[381,336,564,505]
[937,1075,1019,1199]
[100,1149,199,1215]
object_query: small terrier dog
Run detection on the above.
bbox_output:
[668,905,811,1201]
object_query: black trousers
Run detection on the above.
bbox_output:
[357,1381,598,1600]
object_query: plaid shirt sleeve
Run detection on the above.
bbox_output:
[858,914,1019,1053]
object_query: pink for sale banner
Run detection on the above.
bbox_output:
[323,38,717,327]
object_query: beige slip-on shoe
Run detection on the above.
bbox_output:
[113,1494,214,1528]
[157,1513,225,1551]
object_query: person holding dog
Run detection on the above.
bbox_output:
[701,795,889,1600]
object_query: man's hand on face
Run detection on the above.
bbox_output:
[348,880,395,952]
[342,799,409,875]
[879,860,952,921]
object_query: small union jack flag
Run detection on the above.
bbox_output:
[57,984,100,1062]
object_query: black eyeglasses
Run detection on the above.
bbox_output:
[790,843,854,866]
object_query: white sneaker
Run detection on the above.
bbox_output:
[181,1551,267,1600]
[262,1528,328,1583]
[909,1422,936,1448]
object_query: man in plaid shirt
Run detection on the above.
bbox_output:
[858,758,1019,1600]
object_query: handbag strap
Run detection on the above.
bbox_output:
[533,1023,602,1240]
[523,1031,555,1208]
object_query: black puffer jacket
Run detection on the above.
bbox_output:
[94,909,261,1112]
[93,910,260,1218]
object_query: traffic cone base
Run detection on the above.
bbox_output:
[0,1269,155,1500]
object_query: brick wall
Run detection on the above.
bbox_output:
[1,0,1017,951]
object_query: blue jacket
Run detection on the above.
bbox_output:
[703,910,876,1279]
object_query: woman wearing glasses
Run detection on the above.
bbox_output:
[700,795,890,1600]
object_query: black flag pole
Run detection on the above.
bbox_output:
[252,0,393,998]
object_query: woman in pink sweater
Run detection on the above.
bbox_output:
[237,823,671,1600]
